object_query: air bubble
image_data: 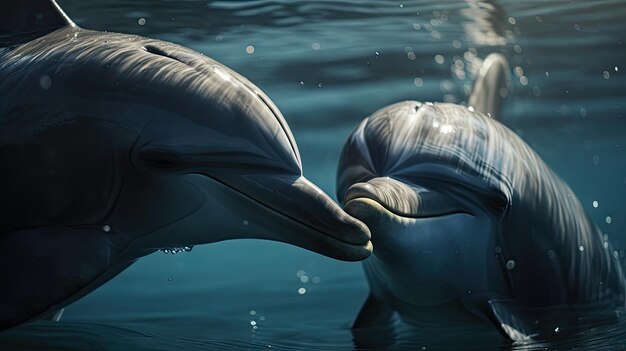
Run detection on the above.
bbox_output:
[506,260,515,270]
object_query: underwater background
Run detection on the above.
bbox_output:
[1,0,625,349]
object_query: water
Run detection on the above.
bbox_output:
[2,0,626,349]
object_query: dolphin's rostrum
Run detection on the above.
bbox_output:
[0,0,371,331]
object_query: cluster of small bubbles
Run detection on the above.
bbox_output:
[102,224,111,233]
[298,287,306,295]
[160,246,193,255]
[506,260,515,270]
[606,216,612,224]
[311,42,320,51]
[603,71,611,79]
[245,45,255,54]
[137,18,146,26]
[593,200,599,208]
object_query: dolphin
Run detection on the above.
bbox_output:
[336,53,625,340]
[0,0,371,331]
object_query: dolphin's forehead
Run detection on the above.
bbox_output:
[0,27,301,173]
[338,101,513,207]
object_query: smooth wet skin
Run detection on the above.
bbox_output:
[337,55,625,341]
[0,0,370,331]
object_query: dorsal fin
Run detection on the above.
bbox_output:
[0,0,74,47]
[468,53,512,120]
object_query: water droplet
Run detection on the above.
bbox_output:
[606,216,612,224]
[317,83,323,88]
[102,224,111,232]
[300,275,309,283]
[520,76,528,86]
[604,241,609,249]
[574,24,581,31]
[508,17,516,25]
[615,66,619,72]
[137,18,146,26]
[593,201,599,208]
[506,260,515,270]
[579,108,588,118]
[39,75,52,90]
[296,270,306,277]
[407,52,416,60]
[434,54,445,64]
[494,246,502,254]
[554,327,560,333]
[250,320,257,326]
[413,77,424,87]
[312,276,321,284]
[299,81,304,85]
[298,287,306,295]
[468,106,475,112]
[259,316,266,321]
[311,42,320,51]
[242,220,249,226]
[548,250,556,259]
[579,245,584,252]
[245,45,255,54]
[250,310,256,316]
[592,154,600,165]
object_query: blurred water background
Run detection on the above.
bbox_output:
[1,0,625,349]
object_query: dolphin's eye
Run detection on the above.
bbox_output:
[138,149,183,171]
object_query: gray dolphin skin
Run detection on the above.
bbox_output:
[0,0,371,331]
[337,53,625,340]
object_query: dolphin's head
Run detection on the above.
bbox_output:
[336,101,512,290]
[110,40,372,261]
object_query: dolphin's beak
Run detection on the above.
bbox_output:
[214,173,373,261]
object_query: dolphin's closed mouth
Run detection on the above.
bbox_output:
[343,178,469,219]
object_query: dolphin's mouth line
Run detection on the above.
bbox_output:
[195,173,370,248]
[344,196,473,220]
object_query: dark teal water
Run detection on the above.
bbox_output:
[2,0,626,349]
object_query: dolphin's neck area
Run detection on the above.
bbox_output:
[0,0,73,47]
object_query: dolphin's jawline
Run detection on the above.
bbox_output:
[188,173,370,248]
[345,196,473,220]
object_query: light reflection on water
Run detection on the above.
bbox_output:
[2,0,626,349]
